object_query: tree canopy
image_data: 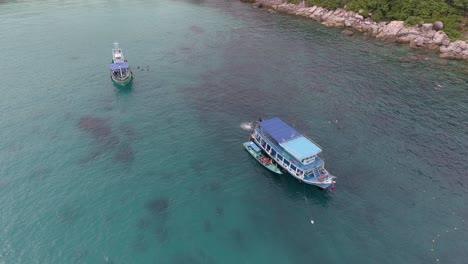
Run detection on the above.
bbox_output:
[295,0,467,39]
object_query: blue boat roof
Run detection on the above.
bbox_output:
[260,117,322,160]
[279,136,322,160]
[259,118,301,143]
[110,62,129,70]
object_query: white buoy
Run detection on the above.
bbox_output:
[310,220,314,224]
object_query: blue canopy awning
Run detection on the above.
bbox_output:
[110,62,129,71]
[259,117,301,143]
[279,136,322,160]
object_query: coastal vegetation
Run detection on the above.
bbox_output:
[289,0,467,39]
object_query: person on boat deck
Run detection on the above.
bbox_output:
[260,157,271,165]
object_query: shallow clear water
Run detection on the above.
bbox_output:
[1,0,467,263]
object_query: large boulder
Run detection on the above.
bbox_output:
[424,29,437,39]
[421,23,433,32]
[344,18,356,27]
[376,21,405,41]
[311,7,326,22]
[369,24,381,36]
[321,10,334,21]
[309,5,318,13]
[432,31,450,46]
[440,50,459,59]
[453,40,467,50]
[410,37,425,48]
[439,40,468,59]
[294,8,309,16]
[462,50,468,60]
[334,8,346,16]
[354,23,372,33]
[323,15,345,27]
[397,27,421,43]
[433,21,444,31]
[344,11,355,19]
[440,45,451,54]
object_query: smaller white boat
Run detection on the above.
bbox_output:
[110,42,133,86]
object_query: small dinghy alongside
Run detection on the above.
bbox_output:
[243,141,282,174]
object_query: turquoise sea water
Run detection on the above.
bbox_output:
[1,0,467,263]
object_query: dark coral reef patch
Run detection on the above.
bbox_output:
[146,198,170,216]
[78,117,112,139]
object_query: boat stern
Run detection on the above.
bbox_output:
[111,74,133,87]
[304,174,337,190]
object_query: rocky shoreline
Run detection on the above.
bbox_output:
[248,0,468,61]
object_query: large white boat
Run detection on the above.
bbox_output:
[249,117,336,189]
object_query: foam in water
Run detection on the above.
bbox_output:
[240,122,253,131]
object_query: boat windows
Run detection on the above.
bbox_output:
[301,156,316,164]
[305,170,314,176]
[284,160,290,167]
[266,145,271,152]
[271,149,277,156]
[291,165,297,171]
[276,154,283,162]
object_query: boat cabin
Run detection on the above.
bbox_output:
[112,42,126,63]
[114,52,122,61]
[110,62,130,79]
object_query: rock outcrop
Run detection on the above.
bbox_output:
[249,0,468,61]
